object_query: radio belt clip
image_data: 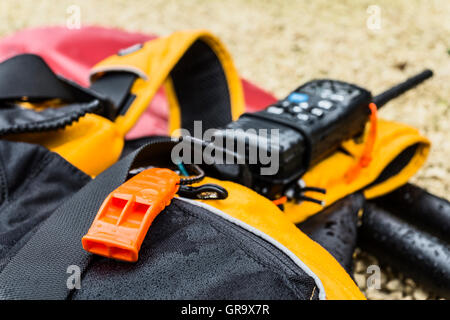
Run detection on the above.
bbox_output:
[82,168,180,262]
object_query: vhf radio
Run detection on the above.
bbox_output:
[182,69,433,201]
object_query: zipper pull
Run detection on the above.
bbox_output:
[178,184,228,200]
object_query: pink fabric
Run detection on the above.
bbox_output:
[0,26,276,138]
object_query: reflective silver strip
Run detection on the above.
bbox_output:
[178,197,327,300]
[89,65,149,82]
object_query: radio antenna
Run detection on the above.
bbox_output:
[373,69,433,108]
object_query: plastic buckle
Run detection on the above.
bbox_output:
[82,168,180,262]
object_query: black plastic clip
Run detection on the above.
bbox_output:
[178,184,229,200]
[285,180,327,206]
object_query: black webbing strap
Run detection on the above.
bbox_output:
[0,54,117,135]
[0,145,148,299]
[89,72,137,120]
[0,54,96,103]
[90,39,234,132]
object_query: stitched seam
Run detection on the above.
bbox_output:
[51,153,91,183]
[0,146,90,216]
[1,154,91,239]
[173,202,311,299]
[0,152,54,208]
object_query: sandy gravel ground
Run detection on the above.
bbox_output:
[0,0,448,300]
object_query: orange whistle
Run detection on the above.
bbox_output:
[82,168,180,262]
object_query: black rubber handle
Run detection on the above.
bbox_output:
[359,203,450,298]
[372,183,450,242]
